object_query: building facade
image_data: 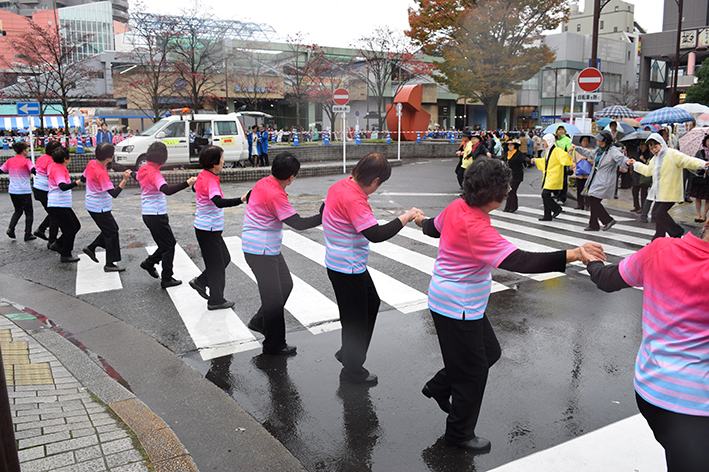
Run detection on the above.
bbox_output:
[0,0,126,23]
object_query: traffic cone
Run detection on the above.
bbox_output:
[449,132,455,144]
[2,140,7,150]
[323,130,330,145]
[355,131,361,145]
[386,131,391,144]
[416,131,421,143]
[76,137,84,154]
[271,131,276,143]
[293,131,299,146]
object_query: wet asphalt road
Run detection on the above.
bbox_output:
[0,158,653,471]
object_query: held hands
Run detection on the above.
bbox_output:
[121,169,131,181]
[399,207,424,226]
[75,179,82,186]
[414,212,426,227]
[186,176,197,186]
[530,158,536,165]
[626,159,636,166]
[575,242,606,265]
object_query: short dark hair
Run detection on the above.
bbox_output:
[44,140,62,156]
[271,152,300,180]
[702,134,709,148]
[52,146,70,164]
[199,145,222,169]
[462,158,511,208]
[352,153,391,186]
[12,141,28,154]
[95,142,115,161]
[146,141,168,165]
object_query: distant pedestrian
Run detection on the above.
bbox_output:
[81,143,131,272]
[190,146,248,310]
[258,125,269,167]
[532,134,572,221]
[46,147,82,262]
[689,134,709,222]
[95,123,113,145]
[247,125,260,167]
[415,158,604,452]
[1,141,35,241]
[243,152,323,355]
[502,140,528,213]
[135,142,197,288]
[630,140,652,214]
[31,140,63,245]
[571,135,593,210]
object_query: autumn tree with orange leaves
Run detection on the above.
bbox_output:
[408,0,568,128]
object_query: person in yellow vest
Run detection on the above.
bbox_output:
[531,134,573,221]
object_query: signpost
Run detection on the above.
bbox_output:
[333,89,350,173]
[17,102,39,164]
[577,69,603,132]
[396,103,402,161]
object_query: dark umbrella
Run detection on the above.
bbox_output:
[619,130,652,143]
[571,133,596,147]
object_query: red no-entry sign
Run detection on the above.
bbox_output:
[333,88,350,105]
[578,68,603,93]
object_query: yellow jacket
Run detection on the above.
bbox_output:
[634,148,706,202]
[536,146,573,190]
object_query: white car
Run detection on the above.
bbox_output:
[113,111,250,169]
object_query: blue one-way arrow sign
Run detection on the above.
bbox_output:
[17,102,40,116]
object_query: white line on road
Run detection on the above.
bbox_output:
[223,236,342,335]
[75,251,122,295]
[147,245,259,361]
[515,206,654,236]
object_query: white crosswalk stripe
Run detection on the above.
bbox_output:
[75,251,122,295]
[516,206,655,236]
[146,245,259,361]
[222,236,342,335]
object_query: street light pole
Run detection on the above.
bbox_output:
[670,0,684,106]
[545,67,559,122]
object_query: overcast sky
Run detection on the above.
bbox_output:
[142,0,665,48]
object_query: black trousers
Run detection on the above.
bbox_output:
[47,207,80,257]
[87,211,121,265]
[652,202,684,240]
[8,194,33,235]
[258,152,269,167]
[503,179,521,212]
[541,189,561,219]
[636,393,709,472]
[32,188,58,242]
[143,214,176,280]
[327,268,380,381]
[195,228,230,305]
[426,312,501,443]
[588,196,613,230]
[244,252,293,352]
[575,177,587,209]
[632,186,648,210]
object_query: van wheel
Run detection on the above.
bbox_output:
[135,156,147,169]
[223,161,235,169]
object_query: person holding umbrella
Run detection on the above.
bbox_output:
[571,130,627,232]
[627,134,709,240]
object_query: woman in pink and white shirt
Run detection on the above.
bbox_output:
[31,140,63,245]
[46,147,82,262]
[1,141,35,241]
[416,158,603,452]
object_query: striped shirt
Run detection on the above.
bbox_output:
[428,199,517,320]
[323,177,378,274]
[194,170,224,231]
[83,160,114,213]
[0,155,33,194]
[136,162,168,215]
[242,176,296,255]
[619,233,709,416]
[47,162,72,208]
[33,154,53,191]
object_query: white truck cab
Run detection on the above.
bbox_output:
[113,110,249,169]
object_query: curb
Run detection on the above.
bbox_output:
[1,298,199,472]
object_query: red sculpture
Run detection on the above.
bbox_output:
[386,84,431,141]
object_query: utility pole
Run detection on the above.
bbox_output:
[670,0,684,106]
[588,0,602,120]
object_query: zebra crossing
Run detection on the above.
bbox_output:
[73,205,650,361]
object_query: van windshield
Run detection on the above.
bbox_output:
[140,120,168,136]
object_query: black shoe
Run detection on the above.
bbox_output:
[6,228,15,239]
[630,208,641,213]
[247,320,264,335]
[263,345,297,355]
[574,206,584,210]
[340,371,378,385]
[82,247,98,263]
[639,217,649,223]
[422,384,450,413]
[685,198,693,203]
[140,260,159,279]
[160,277,182,288]
[538,217,552,221]
[33,230,48,241]
[602,219,617,231]
[60,255,80,263]
[552,207,563,218]
[584,226,600,231]
[189,278,209,300]
[24,234,36,241]
[445,436,491,453]
[103,264,125,272]
[48,242,61,253]
[207,300,235,311]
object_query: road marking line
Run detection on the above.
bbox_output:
[75,251,122,295]
[147,245,259,361]
[223,236,341,335]
[283,230,430,313]
[488,414,663,472]
[515,206,654,236]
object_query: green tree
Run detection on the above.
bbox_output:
[408,0,568,128]
[685,63,709,106]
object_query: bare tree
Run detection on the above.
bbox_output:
[230,42,282,111]
[353,26,434,131]
[282,33,320,129]
[607,83,638,109]
[305,46,351,130]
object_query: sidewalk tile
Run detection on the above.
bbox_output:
[101,437,134,455]
[17,445,45,462]
[112,462,151,472]
[74,444,103,462]
[18,430,71,449]
[45,434,99,455]
[105,449,144,468]
[14,428,42,440]
[19,451,74,472]
[54,457,107,472]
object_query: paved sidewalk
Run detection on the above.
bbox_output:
[0,299,199,472]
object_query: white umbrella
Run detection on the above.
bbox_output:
[674,103,709,115]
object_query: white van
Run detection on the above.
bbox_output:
[113,111,249,169]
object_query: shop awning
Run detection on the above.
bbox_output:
[0,116,84,130]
